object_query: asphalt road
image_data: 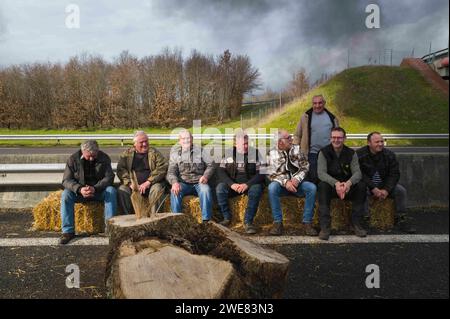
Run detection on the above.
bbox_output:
[0,209,448,299]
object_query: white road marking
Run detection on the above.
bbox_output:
[251,234,449,245]
[0,234,448,247]
[0,237,109,247]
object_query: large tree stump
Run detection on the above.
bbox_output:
[106,213,290,299]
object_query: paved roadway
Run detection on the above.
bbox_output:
[0,208,448,299]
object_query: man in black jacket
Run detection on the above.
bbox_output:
[60,140,117,244]
[215,131,264,234]
[357,132,415,233]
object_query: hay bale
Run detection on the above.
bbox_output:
[329,199,353,231]
[32,190,105,234]
[161,189,394,233]
[369,197,395,230]
[163,195,203,223]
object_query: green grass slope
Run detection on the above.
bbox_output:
[261,66,449,136]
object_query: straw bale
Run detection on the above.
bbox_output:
[32,190,104,234]
[161,189,395,232]
[369,197,395,230]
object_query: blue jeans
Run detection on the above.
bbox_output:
[60,186,117,234]
[216,183,264,224]
[170,182,213,221]
[268,181,317,224]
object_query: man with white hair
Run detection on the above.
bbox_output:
[60,140,117,244]
[267,129,318,236]
[166,130,215,222]
[117,131,168,216]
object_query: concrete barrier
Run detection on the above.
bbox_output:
[0,153,448,210]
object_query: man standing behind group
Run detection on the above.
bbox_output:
[357,132,415,233]
[267,130,318,236]
[117,131,168,216]
[294,94,339,183]
[167,130,215,223]
[317,127,367,240]
[60,140,117,245]
[215,131,264,234]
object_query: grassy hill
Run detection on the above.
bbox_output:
[260,66,449,139]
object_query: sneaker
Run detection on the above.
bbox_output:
[59,232,75,245]
[352,222,367,238]
[244,223,257,235]
[303,223,318,236]
[319,228,331,241]
[219,219,231,227]
[269,222,283,236]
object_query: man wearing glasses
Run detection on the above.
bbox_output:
[267,130,318,236]
[294,95,339,183]
[317,127,367,240]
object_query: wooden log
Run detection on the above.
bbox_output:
[111,239,239,299]
[106,213,290,299]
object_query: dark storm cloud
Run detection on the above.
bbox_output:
[154,0,445,47]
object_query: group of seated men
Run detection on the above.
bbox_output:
[59,125,414,244]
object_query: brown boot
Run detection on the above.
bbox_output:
[59,232,75,245]
[269,222,283,236]
[304,223,318,236]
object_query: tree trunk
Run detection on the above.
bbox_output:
[106,213,290,299]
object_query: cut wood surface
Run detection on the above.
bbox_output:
[106,213,290,299]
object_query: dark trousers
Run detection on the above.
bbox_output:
[215,182,264,224]
[307,152,319,184]
[318,181,367,229]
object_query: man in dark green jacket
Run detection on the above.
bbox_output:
[357,132,415,233]
[117,131,168,215]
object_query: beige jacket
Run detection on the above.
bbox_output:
[293,107,339,155]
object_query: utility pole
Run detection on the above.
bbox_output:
[347,49,350,68]
[279,92,282,111]
[390,49,393,66]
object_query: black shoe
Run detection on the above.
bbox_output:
[398,220,416,234]
[59,233,75,245]
[319,228,331,240]
[269,222,283,236]
[244,223,257,235]
[219,219,231,227]
[352,223,367,238]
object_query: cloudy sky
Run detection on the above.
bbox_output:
[0,0,448,91]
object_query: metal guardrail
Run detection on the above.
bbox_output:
[0,163,118,173]
[0,133,448,142]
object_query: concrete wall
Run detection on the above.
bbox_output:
[0,153,448,210]
[398,154,448,207]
